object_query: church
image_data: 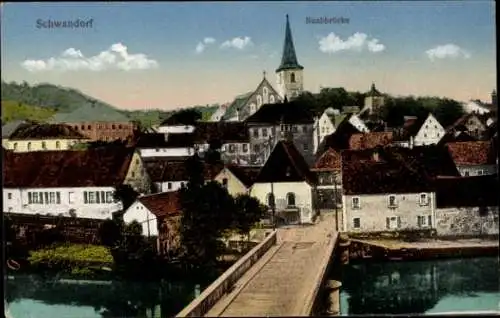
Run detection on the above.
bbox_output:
[217,14,305,122]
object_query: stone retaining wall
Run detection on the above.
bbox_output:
[435,206,499,237]
[176,230,277,317]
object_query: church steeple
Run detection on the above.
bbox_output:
[276,14,303,72]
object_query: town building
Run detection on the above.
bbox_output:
[341,148,436,233]
[245,100,315,165]
[50,103,135,142]
[434,175,499,237]
[213,165,261,197]
[392,113,445,147]
[315,115,364,158]
[3,147,150,219]
[124,191,182,257]
[311,148,342,213]
[361,83,386,115]
[135,133,196,158]
[446,113,488,140]
[2,123,89,152]
[249,140,317,225]
[446,141,497,176]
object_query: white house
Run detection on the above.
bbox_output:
[463,100,492,115]
[209,103,229,122]
[393,114,445,147]
[135,133,195,158]
[313,108,338,153]
[347,114,370,133]
[124,191,181,237]
[249,140,317,224]
[446,141,497,177]
[341,148,436,233]
[2,147,147,219]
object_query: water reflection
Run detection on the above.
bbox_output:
[340,257,500,315]
[5,274,209,318]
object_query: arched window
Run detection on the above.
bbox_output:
[250,103,256,113]
[287,192,296,207]
[257,95,262,106]
[267,193,275,207]
[27,142,32,151]
[55,141,60,149]
[270,95,275,103]
[290,72,296,83]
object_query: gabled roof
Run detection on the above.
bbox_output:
[348,132,393,150]
[245,100,314,125]
[254,140,316,184]
[276,14,303,72]
[341,148,433,195]
[138,191,181,217]
[193,122,249,143]
[50,103,131,123]
[446,141,496,165]
[312,148,341,171]
[3,147,135,188]
[135,133,194,148]
[224,165,262,188]
[392,114,429,141]
[366,83,382,97]
[316,115,361,156]
[435,175,499,208]
[9,123,87,140]
[446,113,486,132]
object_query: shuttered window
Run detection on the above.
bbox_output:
[28,192,33,204]
[84,191,88,204]
[56,192,61,204]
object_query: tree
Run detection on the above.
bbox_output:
[233,194,267,240]
[178,156,235,269]
[113,184,139,212]
[168,109,202,125]
[98,219,123,247]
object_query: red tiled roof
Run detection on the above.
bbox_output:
[446,141,496,165]
[3,147,135,188]
[138,191,181,217]
[9,123,87,140]
[144,159,223,182]
[254,140,317,184]
[312,148,341,171]
[348,132,393,150]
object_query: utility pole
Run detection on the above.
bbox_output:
[333,172,339,232]
[271,182,276,230]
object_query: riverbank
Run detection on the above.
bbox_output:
[348,237,499,262]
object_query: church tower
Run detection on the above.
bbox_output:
[276,14,304,101]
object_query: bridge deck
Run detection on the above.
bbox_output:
[206,214,337,317]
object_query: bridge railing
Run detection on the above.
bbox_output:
[176,230,278,317]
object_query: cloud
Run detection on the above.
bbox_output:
[195,37,216,54]
[318,32,386,53]
[21,43,158,72]
[425,44,471,61]
[220,36,253,50]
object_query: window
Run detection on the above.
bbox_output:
[100,191,106,204]
[105,191,114,203]
[353,218,361,229]
[81,125,85,130]
[27,142,32,151]
[434,125,437,129]
[41,142,47,150]
[222,178,228,188]
[419,193,428,206]
[464,171,470,177]
[303,144,309,151]
[290,72,296,83]
[322,127,326,133]
[56,192,61,204]
[257,95,262,106]
[270,95,275,103]
[352,197,360,209]
[262,128,268,138]
[388,195,397,207]
[478,170,484,176]
[386,216,401,229]
[87,125,91,130]
[131,171,135,178]
[242,144,249,153]
[118,125,122,129]
[286,192,296,207]
[302,126,308,133]
[49,192,55,204]
[68,192,75,204]
[254,144,260,153]
[55,141,60,149]
[253,129,259,138]
[267,193,275,207]
[8,193,12,200]
[228,144,235,153]
[39,192,43,204]
[13,143,17,150]
[424,133,428,138]
[417,215,432,227]
[167,182,172,190]
[88,191,96,204]
[44,192,49,204]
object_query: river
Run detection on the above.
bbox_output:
[339,256,500,315]
[5,274,210,318]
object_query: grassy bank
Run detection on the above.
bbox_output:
[27,243,114,277]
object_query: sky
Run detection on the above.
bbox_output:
[1,1,496,111]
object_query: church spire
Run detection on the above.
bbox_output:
[276,14,303,73]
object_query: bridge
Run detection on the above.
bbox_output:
[177,214,348,317]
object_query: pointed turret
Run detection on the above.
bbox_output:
[276,14,303,72]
